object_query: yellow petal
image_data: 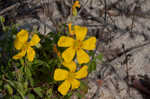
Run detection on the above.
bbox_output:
[58,36,74,47]
[13,49,26,60]
[77,49,90,64]
[82,37,96,50]
[14,37,24,50]
[73,1,80,8]
[75,65,88,79]
[58,80,71,96]
[54,69,68,81]
[62,61,76,72]
[27,47,35,62]
[29,34,40,46]
[14,29,29,50]
[16,29,29,40]
[62,47,75,62]
[74,25,87,41]
[70,79,80,90]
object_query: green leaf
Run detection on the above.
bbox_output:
[27,94,35,99]
[88,60,96,73]
[5,80,25,99]
[16,82,24,93]
[23,81,28,93]
[76,92,82,99]
[2,26,9,32]
[66,91,73,97]
[19,59,24,67]
[13,95,21,99]
[33,59,50,69]
[33,59,44,66]
[24,66,34,86]
[53,98,59,99]
[29,77,34,87]
[78,81,88,94]
[88,51,95,56]
[46,88,52,96]
[96,53,103,61]
[35,43,41,48]
[0,80,3,86]
[24,66,33,86]
[33,87,43,98]
[0,16,5,23]
[25,66,32,78]
[4,84,13,95]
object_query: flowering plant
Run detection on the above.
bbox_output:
[0,1,103,99]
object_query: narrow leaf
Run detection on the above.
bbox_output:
[33,87,43,98]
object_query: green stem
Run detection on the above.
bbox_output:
[2,76,25,99]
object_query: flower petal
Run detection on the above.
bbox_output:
[14,37,24,50]
[58,80,71,96]
[54,69,68,81]
[13,49,26,60]
[70,79,80,90]
[75,65,88,79]
[82,37,96,50]
[73,1,80,8]
[14,29,29,50]
[58,36,74,47]
[62,47,75,62]
[77,49,90,64]
[62,61,76,72]
[74,26,87,41]
[29,34,40,46]
[16,29,29,41]
[27,47,35,61]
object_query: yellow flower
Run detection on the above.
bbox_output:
[58,26,96,64]
[54,61,88,95]
[72,0,80,16]
[72,0,80,9]
[13,29,40,61]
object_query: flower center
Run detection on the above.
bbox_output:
[67,72,75,81]
[73,40,82,50]
[22,42,30,50]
